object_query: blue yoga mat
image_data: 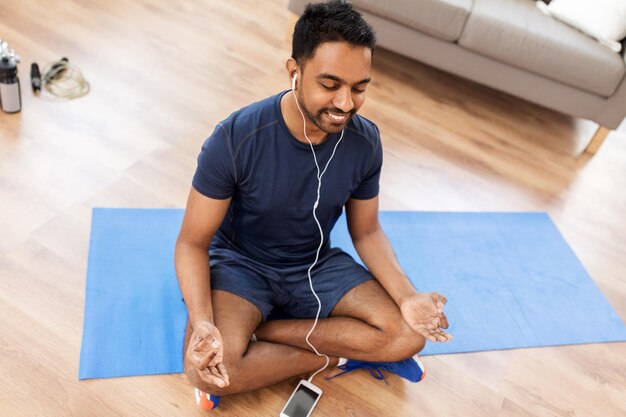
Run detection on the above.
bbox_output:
[79,209,626,379]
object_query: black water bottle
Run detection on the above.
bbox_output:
[0,55,22,113]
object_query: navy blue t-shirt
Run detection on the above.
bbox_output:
[192,90,382,266]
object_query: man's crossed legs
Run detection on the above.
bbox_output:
[183,278,426,396]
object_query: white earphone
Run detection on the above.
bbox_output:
[289,69,346,384]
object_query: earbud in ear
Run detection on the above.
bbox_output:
[291,74,297,91]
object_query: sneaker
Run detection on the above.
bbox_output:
[194,387,220,410]
[325,355,426,385]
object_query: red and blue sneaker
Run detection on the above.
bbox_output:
[325,355,426,385]
[194,387,220,410]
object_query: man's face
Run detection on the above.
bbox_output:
[295,42,372,134]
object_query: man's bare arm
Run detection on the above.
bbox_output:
[344,196,415,305]
[175,187,231,326]
[345,196,452,342]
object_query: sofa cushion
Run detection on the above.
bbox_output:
[458,0,626,96]
[351,0,473,42]
[536,0,626,53]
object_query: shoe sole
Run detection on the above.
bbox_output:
[195,387,219,410]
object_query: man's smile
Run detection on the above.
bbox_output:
[326,111,348,122]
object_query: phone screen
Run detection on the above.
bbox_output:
[283,384,320,417]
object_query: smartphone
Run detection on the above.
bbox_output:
[279,379,323,417]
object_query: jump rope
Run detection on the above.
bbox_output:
[291,73,346,383]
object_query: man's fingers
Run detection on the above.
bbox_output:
[433,326,453,341]
[207,366,219,378]
[433,328,448,342]
[190,339,212,364]
[196,348,217,369]
[439,312,449,329]
[420,330,437,342]
[415,323,453,343]
[208,351,224,368]
[199,337,221,350]
[411,323,436,342]
[418,328,437,342]
[199,368,228,388]
[190,335,205,352]
[432,292,448,305]
[199,366,228,387]
[189,348,207,365]
[208,365,229,387]
[217,363,230,385]
[439,329,453,341]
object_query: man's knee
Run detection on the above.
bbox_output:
[394,322,426,359]
[184,361,210,393]
[377,320,426,362]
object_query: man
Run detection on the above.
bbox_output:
[175,0,452,410]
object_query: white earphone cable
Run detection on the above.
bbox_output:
[291,81,345,383]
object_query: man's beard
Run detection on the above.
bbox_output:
[296,91,355,134]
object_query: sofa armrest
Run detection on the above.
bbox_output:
[598,52,626,129]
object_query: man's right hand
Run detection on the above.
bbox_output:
[186,320,230,388]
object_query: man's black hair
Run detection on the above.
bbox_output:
[291,0,376,68]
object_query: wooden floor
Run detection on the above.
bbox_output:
[1,1,625,416]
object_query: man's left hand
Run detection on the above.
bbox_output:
[400,292,453,343]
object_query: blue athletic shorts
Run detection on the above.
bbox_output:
[209,246,374,323]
